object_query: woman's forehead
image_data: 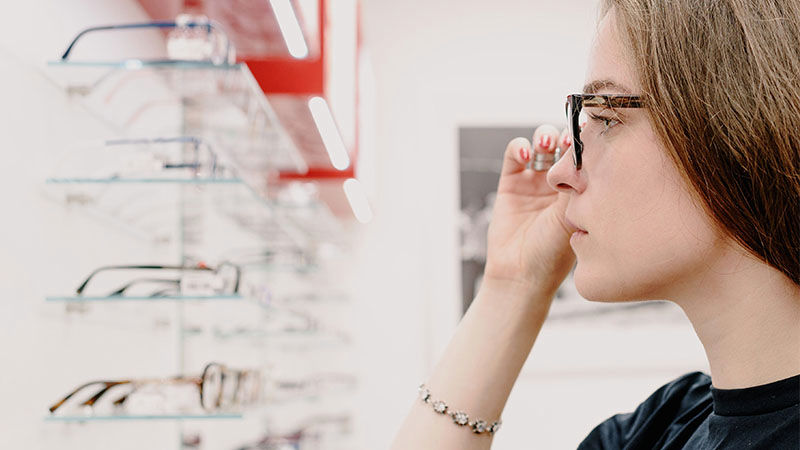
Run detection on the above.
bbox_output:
[585,10,640,95]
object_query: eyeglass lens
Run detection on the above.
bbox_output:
[201,364,223,410]
[200,363,259,411]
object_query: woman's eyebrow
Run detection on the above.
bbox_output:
[582,79,633,94]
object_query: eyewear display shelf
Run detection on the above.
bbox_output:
[43,55,355,450]
[44,413,243,423]
[45,294,242,302]
[46,58,308,181]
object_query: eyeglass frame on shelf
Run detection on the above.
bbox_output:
[60,21,234,65]
[74,261,241,297]
[565,94,646,170]
[48,362,260,414]
[102,135,232,180]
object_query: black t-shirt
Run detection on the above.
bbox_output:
[577,371,800,449]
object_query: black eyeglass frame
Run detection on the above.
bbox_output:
[565,94,646,170]
[75,262,241,297]
[60,21,234,65]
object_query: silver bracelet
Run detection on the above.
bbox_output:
[418,383,502,435]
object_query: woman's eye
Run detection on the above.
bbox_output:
[588,112,621,134]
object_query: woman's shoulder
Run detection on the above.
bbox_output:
[624,371,714,424]
[656,371,712,403]
[577,372,714,449]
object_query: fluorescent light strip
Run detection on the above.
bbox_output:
[343,178,373,223]
[308,97,351,170]
[269,0,309,59]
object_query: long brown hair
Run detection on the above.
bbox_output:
[601,0,800,285]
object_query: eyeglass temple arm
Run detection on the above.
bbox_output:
[78,381,133,409]
[60,21,231,62]
[104,136,221,175]
[108,278,181,296]
[48,380,123,413]
[105,136,203,148]
[580,95,646,109]
[76,265,174,295]
[107,376,203,408]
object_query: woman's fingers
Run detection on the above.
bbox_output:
[533,125,560,156]
[529,125,561,171]
[500,137,532,176]
[500,125,563,177]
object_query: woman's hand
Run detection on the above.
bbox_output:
[483,125,578,301]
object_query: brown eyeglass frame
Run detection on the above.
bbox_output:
[47,362,260,414]
[565,94,646,170]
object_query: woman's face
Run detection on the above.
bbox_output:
[546,10,724,302]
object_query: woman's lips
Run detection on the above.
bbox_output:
[570,229,588,243]
[565,217,588,233]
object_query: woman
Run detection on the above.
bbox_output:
[391,0,800,448]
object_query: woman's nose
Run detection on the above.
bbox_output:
[546,133,584,194]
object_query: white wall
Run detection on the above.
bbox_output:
[357,1,708,449]
[0,2,182,448]
[0,1,358,449]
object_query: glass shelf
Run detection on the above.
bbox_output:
[42,174,340,247]
[44,413,242,422]
[180,327,351,345]
[46,178,244,185]
[45,294,243,303]
[46,59,308,179]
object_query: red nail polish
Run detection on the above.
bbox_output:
[565,136,573,147]
[538,136,546,148]
[520,147,529,161]
[543,136,552,149]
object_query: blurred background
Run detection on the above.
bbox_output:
[0,0,708,448]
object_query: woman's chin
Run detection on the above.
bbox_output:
[574,265,667,303]
[573,266,631,303]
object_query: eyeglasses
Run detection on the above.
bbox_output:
[103,136,233,180]
[48,362,260,415]
[565,94,646,170]
[52,136,235,182]
[60,20,234,65]
[75,261,241,297]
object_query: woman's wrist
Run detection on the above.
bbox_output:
[471,276,556,340]
[479,273,557,309]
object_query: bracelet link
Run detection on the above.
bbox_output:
[418,384,432,403]
[418,383,502,436]
[451,411,469,426]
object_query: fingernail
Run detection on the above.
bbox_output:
[563,135,572,148]
[520,147,530,161]
[543,136,552,149]
[538,136,547,148]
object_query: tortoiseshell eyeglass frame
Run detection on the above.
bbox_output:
[565,94,646,170]
[47,362,261,414]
